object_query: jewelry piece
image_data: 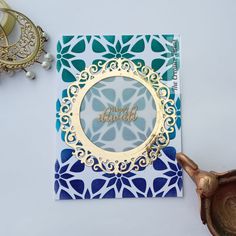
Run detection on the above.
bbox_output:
[0,6,53,79]
[0,0,15,36]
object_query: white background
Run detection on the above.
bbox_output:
[0,0,236,235]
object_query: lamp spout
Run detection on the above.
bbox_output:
[176,152,219,198]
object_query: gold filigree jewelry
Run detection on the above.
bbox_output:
[59,58,176,174]
[0,7,53,79]
[0,0,15,36]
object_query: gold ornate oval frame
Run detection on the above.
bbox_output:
[59,58,176,174]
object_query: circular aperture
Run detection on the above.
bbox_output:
[79,76,157,152]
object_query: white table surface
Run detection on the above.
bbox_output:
[0,0,235,235]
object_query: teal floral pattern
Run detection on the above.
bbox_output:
[175,97,181,130]
[91,35,147,68]
[161,36,180,81]
[56,35,180,83]
[80,76,156,152]
[57,36,86,82]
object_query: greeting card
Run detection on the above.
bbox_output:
[55,35,182,200]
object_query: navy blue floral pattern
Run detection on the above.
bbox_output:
[54,146,182,199]
[153,146,183,197]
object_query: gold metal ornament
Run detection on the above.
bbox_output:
[0,0,15,36]
[177,153,236,236]
[0,5,53,79]
[59,58,176,174]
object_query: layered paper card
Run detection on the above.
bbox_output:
[55,35,182,200]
